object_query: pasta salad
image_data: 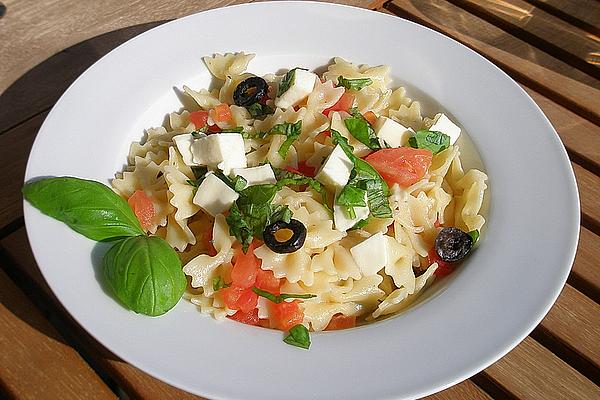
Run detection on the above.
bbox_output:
[112,53,488,348]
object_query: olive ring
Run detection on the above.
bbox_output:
[233,76,269,107]
[435,227,473,263]
[263,219,307,254]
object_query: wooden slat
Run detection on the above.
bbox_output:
[571,227,600,295]
[448,0,600,79]
[526,0,600,35]
[0,265,116,400]
[539,284,600,369]
[423,379,492,399]
[386,0,600,125]
[522,85,600,170]
[0,112,44,230]
[0,228,204,399]
[483,336,600,400]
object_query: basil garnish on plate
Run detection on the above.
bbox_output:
[22,177,144,241]
[284,324,311,349]
[23,176,186,316]
[103,236,186,316]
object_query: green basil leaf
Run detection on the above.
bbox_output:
[220,126,244,133]
[268,121,302,158]
[191,127,208,138]
[226,203,254,252]
[351,217,371,230]
[103,236,186,316]
[407,136,418,148]
[468,229,480,243]
[212,276,230,291]
[247,103,274,120]
[269,204,293,226]
[411,130,450,154]
[283,324,311,349]
[336,185,367,219]
[22,177,145,241]
[253,287,316,304]
[191,166,208,180]
[277,68,307,97]
[361,179,392,218]
[344,117,380,150]
[337,76,373,91]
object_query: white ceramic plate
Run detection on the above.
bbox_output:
[24,2,579,399]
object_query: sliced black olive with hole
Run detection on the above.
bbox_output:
[435,227,473,263]
[263,219,307,254]
[233,76,269,107]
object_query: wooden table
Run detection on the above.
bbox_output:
[1,0,599,399]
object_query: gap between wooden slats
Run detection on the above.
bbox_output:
[385,0,600,126]
[445,0,600,80]
[481,337,600,400]
[0,265,116,400]
[523,0,600,37]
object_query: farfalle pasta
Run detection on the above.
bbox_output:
[112,53,488,346]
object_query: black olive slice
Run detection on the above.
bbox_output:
[435,227,474,263]
[263,219,307,254]
[233,76,269,107]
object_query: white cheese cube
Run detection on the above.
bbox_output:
[374,116,414,148]
[231,165,276,188]
[256,296,270,319]
[430,113,461,145]
[350,232,389,276]
[315,145,354,190]
[191,133,247,175]
[192,172,239,217]
[172,133,202,166]
[275,69,317,109]
[333,190,370,232]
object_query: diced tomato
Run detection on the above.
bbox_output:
[428,248,453,277]
[322,92,355,117]
[363,111,377,126]
[127,190,155,230]
[221,286,259,313]
[228,308,260,326]
[434,219,442,228]
[285,161,316,177]
[325,314,356,330]
[212,103,232,123]
[231,241,260,288]
[315,130,331,145]
[269,300,304,331]
[189,110,209,129]
[255,269,281,295]
[364,148,433,187]
[206,124,221,134]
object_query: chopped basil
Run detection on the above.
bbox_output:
[283,324,311,349]
[269,121,302,158]
[220,126,244,133]
[337,76,373,91]
[212,276,230,291]
[468,229,480,243]
[351,217,371,230]
[344,116,380,150]
[191,126,208,138]
[332,130,392,219]
[409,130,450,154]
[226,184,293,252]
[336,185,367,219]
[273,168,330,213]
[191,166,208,180]
[252,287,316,303]
[277,68,307,97]
[247,103,274,120]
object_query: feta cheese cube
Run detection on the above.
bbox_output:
[374,116,414,148]
[333,190,370,232]
[274,69,317,109]
[191,133,247,175]
[172,133,202,166]
[192,172,239,217]
[429,113,461,145]
[231,165,276,188]
[350,232,389,276]
[315,145,354,190]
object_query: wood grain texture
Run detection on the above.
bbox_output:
[386,0,600,125]
[571,227,600,295]
[539,285,600,369]
[483,336,600,400]
[0,266,116,400]
[0,0,371,95]
[448,0,600,79]
[525,0,600,35]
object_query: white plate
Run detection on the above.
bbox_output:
[24,2,579,399]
